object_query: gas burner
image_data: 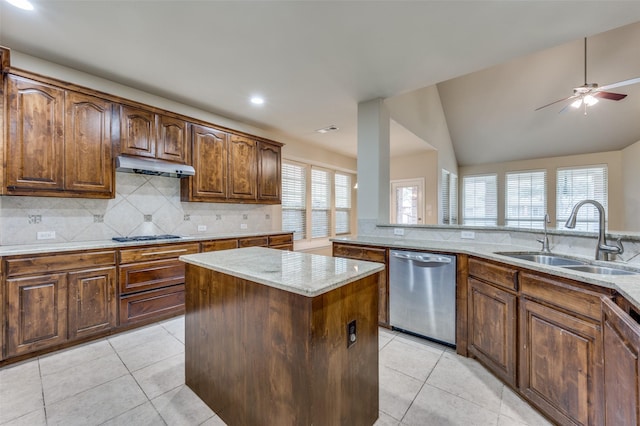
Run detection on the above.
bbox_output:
[112,234,181,243]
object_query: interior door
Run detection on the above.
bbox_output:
[390,179,424,224]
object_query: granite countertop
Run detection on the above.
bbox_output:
[180,246,385,297]
[333,236,640,311]
[0,231,290,257]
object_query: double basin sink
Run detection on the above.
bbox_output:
[496,252,639,276]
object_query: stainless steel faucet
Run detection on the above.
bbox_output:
[564,200,623,261]
[537,213,551,253]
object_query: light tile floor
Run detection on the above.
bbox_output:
[0,317,551,425]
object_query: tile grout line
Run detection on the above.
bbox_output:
[37,357,48,426]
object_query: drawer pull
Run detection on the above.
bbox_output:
[141,249,189,256]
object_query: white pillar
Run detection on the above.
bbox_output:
[357,98,390,231]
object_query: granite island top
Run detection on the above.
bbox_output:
[180,246,385,297]
[333,236,640,311]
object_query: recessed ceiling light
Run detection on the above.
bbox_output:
[315,125,339,134]
[6,0,34,11]
[250,96,264,105]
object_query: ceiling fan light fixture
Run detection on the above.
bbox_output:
[571,98,583,109]
[584,95,599,107]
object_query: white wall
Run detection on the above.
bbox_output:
[622,139,640,231]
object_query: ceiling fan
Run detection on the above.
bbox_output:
[535,37,640,114]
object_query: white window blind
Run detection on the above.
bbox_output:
[334,173,351,235]
[311,168,331,238]
[505,170,546,229]
[441,170,459,225]
[281,162,306,241]
[462,174,497,226]
[556,165,608,232]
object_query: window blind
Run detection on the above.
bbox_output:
[334,173,351,235]
[505,170,546,229]
[311,168,331,238]
[556,165,608,232]
[281,162,306,240]
[441,170,451,224]
[450,173,458,225]
[462,174,498,226]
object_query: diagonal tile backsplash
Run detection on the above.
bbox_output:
[0,173,277,246]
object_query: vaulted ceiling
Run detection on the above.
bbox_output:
[1,1,640,165]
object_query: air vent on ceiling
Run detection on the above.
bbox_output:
[315,125,339,134]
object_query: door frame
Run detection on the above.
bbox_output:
[390,178,425,224]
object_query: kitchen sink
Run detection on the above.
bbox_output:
[560,264,640,276]
[495,252,588,267]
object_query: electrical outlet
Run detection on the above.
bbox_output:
[240,223,248,229]
[37,231,56,240]
[347,320,357,348]
[198,225,207,232]
[461,230,475,239]
[393,228,405,236]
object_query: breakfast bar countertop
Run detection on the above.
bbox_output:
[180,246,385,297]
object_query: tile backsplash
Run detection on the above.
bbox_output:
[0,173,278,246]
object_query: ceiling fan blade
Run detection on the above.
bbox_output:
[593,91,627,101]
[535,95,577,111]
[598,77,640,91]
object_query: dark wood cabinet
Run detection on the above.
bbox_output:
[120,105,188,164]
[257,141,281,202]
[332,242,389,326]
[181,124,228,201]
[6,74,114,198]
[228,134,257,200]
[602,297,640,426]
[6,273,68,356]
[467,277,517,387]
[67,267,117,339]
[6,75,65,192]
[65,91,114,195]
[519,273,605,426]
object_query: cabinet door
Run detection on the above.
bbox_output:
[257,141,281,202]
[65,92,114,195]
[68,267,117,340]
[602,297,640,426]
[6,75,64,191]
[6,273,68,356]
[183,124,228,200]
[228,134,257,200]
[467,278,517,386]
[120,105,156,158]
[157,115,188,164]
[519,297,603,426]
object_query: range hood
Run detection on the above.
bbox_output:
[115,156,195,178]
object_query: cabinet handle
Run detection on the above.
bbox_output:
[141,249,189,256]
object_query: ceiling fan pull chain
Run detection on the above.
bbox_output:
[584,37,587,85]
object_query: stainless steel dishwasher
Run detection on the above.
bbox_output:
[389,250,456,346]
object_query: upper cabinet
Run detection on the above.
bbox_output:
[5,74,114,198]
[181,128,282,204]
[119,105,188,164]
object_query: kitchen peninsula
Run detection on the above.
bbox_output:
[180,247,385,426]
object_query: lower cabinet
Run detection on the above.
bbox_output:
[68,267,117,340]
[467,277,517,387]
[602,297,640,425]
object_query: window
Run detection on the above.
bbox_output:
[281,162,307,241]
[505,170,546,229]
[556,165,608,232]
[462,174,497,226]
[334,173,352,235]
[311,168,331,238]
[441,170,458,225]
[282,161,354,243]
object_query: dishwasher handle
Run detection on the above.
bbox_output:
[391,252,452,266]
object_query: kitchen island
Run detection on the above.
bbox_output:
[180,247,385,426]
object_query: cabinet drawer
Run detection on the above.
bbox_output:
[6,250,116,277]
[201,239,238,252]
[119,285,185,325]
[333,244,386,263]
[520,272,604,321]
[119,259,186,294]
[269,234,292,246]
[238,236,268,248]
[119,243,199,264]
[468,258,518,291]
[270,244,293,251]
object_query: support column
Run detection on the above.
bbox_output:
[357,98,390,232]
